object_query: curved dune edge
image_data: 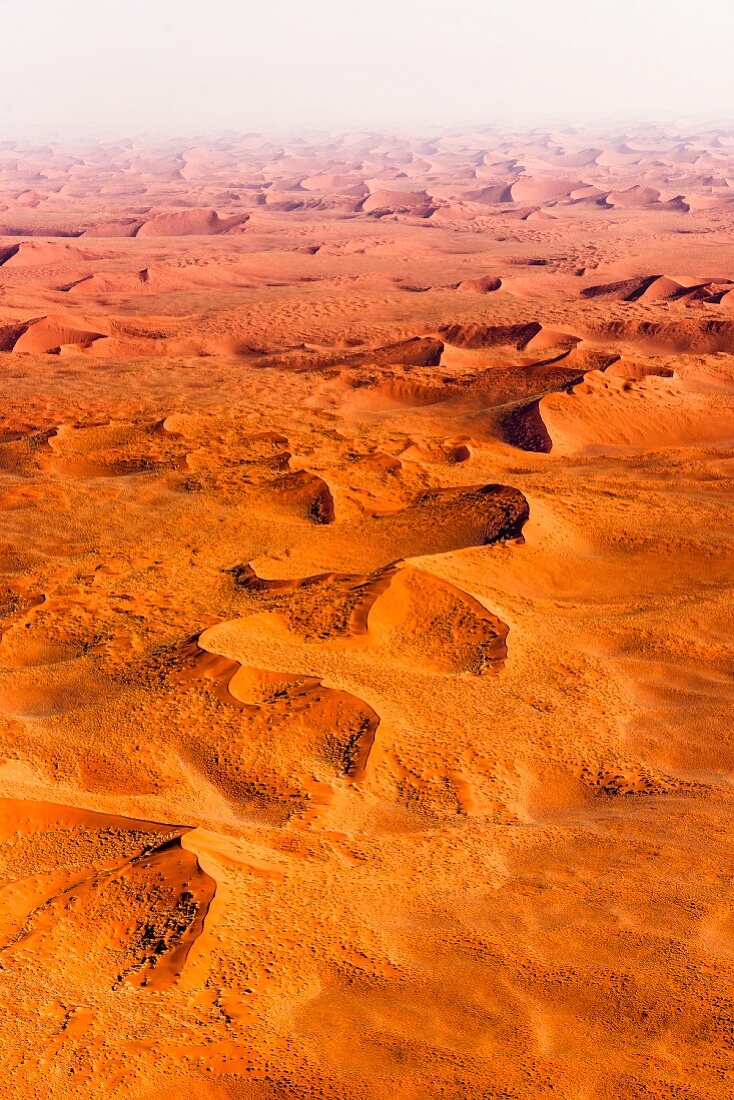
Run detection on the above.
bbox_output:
[267,468,335,524]
[231,559,510,672]
[581,318,734,355]
[11,314,109,355]
[456,275,503,294]
[494,353,619,453]
[4,127,734,1095]
[538,368,734,454]
[173,555,515,799]
[494,348,734,455]
[364,483,530,561]
[439,320,580,352]
[174,635,380,783]
[0,798,216,991]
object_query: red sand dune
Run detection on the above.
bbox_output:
[457,274,503,293]
[135,208,249,236]
[361,189,436,216]
[0,125,733,1099]
[510,175,584,203]
[11,314,108,354]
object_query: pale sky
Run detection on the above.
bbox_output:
[2,0,732,139]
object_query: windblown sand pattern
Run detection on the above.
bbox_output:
[1,126,734,1097]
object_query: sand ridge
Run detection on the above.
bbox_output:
[1,125,734,1097]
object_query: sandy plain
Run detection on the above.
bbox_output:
[0,126,734,1097]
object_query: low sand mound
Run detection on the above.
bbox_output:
[300,172,366,192]
[266,469,335,524]
[522,327,581,352]
[350,336,445,367]
[440,322,543,350]
[0,656,105,718]
[0,221,84,237]
[334,369,457,414]
[63,264,238,297]
[41,421,160,477]
[523,209,556,222]
[364,484,529,563]
[135,208,249,237]
[440,322,578,353]
[457,276,503,293]
[349,449,403,474]
[398,440,471,464]
[510,176,583,204]
[0,635,81,670]
[581,275,698,302]
[12,314,107,354]
[0,800,214,992]
[63,271,149,296]
[361,190,436,217]
[548,147,601,168]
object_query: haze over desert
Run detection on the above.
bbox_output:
[1,117,734,1098]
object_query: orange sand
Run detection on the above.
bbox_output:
[1,126,734,1097]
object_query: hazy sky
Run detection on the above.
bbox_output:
[2,0,732,138]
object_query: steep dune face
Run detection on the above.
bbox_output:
[229,560,509,673]
[1,127,734,1098]
[0,241,99,267]
[363,564,509,672]
[582,317,734,353]
[457,274,503,293]
[580,274,726,303]
[538,367,734,453]
[440,320,546,349]
[11,314,107,354]
[266,469,336,524]
[0,802,215,992]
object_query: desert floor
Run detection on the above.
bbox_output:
[1,127,734,1098]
